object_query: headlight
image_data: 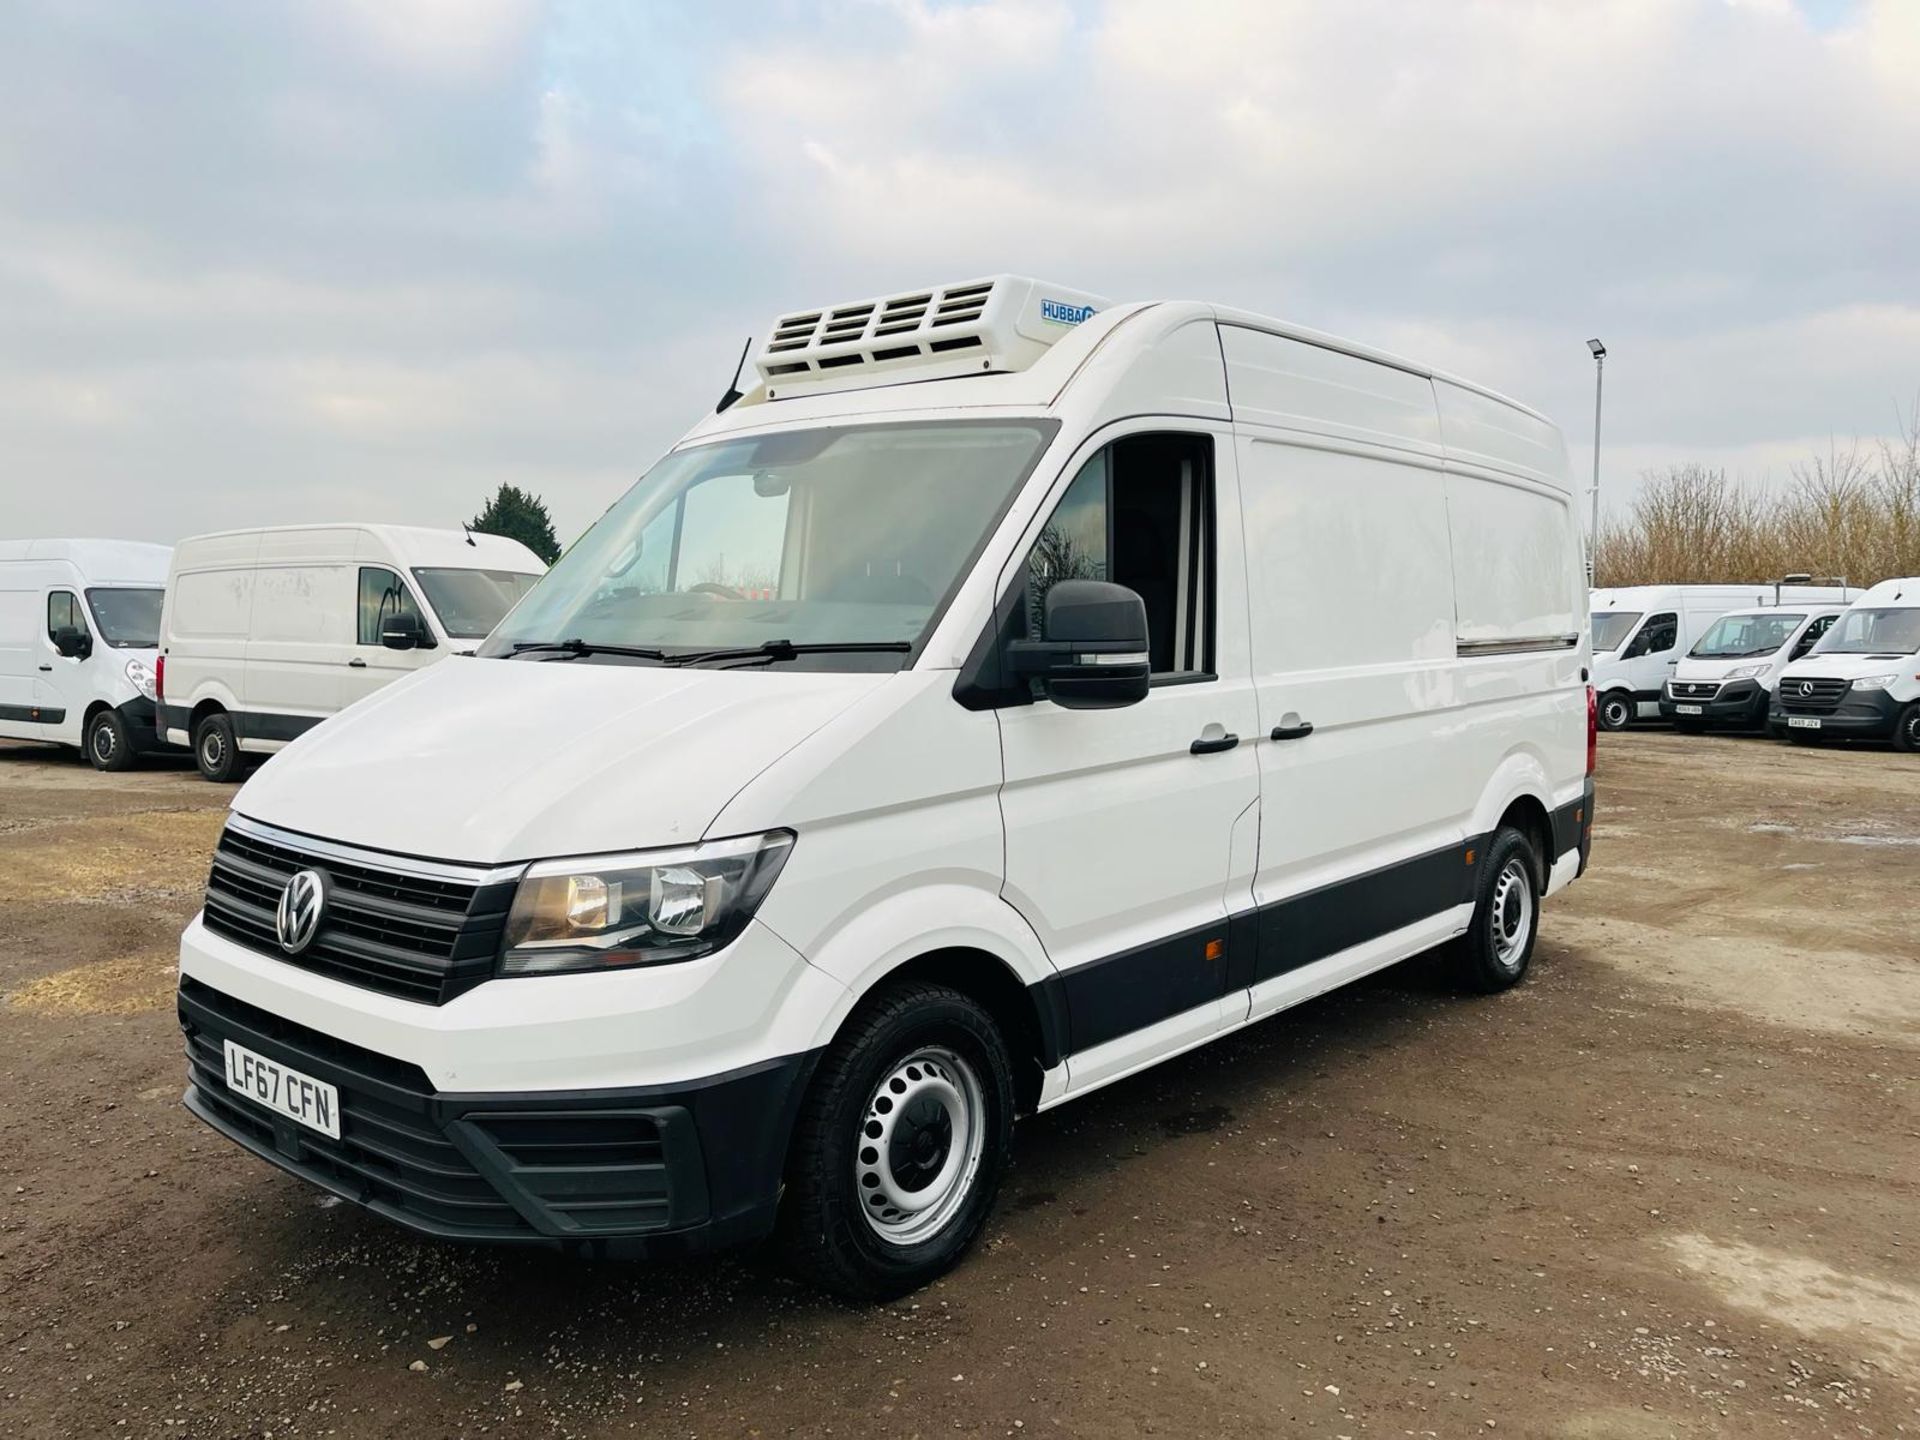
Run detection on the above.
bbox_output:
[124,658,156,701]
[1725,664,1767,680]
[1851,674,1897,691]
[498,831,793,976]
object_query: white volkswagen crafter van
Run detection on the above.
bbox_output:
[1769,576,1920,750]
[1590,582,1855,731]
[156,524,545,781]
[176,277,1596,1299]
[1659,602,1851,732]
[0,539,176,769]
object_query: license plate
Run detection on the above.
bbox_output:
[1787,716,1821,730]
[1676,704,1703,715]
[223,1039,340,1139]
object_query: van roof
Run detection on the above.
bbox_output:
[1852,576,1920,608]
[170,523,545,573]
[687,283,1554,443]
[0,538,172,583]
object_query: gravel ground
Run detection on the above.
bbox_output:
[1,731,1915,1439]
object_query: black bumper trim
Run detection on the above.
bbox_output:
[1769,686,1902,738]
[1659,679,1768,726]
[181,977,818,1257]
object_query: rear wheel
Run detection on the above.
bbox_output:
[1895,702,1920,754]
[778,981,1014,1301]
[193,712,243,782]
[85,709,135,772]
[1598,692,1634,731]
[1451,826,1541,994]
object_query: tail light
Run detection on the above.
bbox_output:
[154,654,165,703]
[1586,684,1597,774]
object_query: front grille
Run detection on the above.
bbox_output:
[1776,676,1850,714]
[180,978,532,1237]
[1670,680,1722,701]
[201,818,518,1005]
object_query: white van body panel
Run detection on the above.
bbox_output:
[159,524,544,755]
[0,539,171,753]
[1590,583,1857,721]
[174,284,1592,1264]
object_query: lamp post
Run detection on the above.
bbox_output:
[1586,338,1606,580]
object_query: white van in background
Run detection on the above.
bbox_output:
[1659,602,1851,732]
[175,275,1593,1299]
[158,525,544,781]
[1590,582,1856,730]
[0,539,176,770]
[1770,576,1920,751]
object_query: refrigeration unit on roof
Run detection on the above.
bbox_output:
[751,275,1111,399]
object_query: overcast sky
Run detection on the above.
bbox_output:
[3,0,1916,548]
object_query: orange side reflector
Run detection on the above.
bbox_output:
[1204,938,1225,961]
[1464,849,1476,865]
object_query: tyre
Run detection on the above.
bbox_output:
[85,708,135,772]
[778,981,1015,1301]
[1895,702,1920,754]
[193,711,243,782]
[1598,692,1634,731]
[1451,826,1541,994]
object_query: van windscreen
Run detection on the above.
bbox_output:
[84,587,163,649]
[1812,606,1920,655]
[1689,612,1804,658]
[478,419,1058,670]
[412,568,541,640]
[1590,611,1641,652]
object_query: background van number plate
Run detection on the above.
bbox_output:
[1787,716,1822,730]
[223,1039,341,1139]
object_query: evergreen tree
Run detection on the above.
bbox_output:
[469,483,561,564]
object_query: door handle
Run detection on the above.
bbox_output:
[347,658,367,668]
[38,664,52,672]
[1190,732,1239,755]
[1270,720,1314,741]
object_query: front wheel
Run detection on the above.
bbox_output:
[1451,826,1541,994]
[193,712,243,782]
[778,981,1014,1301]
[85,708,135,772]
[1894,702,1920,754]
[1598,692,1634,731]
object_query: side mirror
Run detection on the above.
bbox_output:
[380,611,428,651]
[1007,579,1150,710]
[53,625,91,660]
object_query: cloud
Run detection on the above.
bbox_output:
[0,0,1915,550]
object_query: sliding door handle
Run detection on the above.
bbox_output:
[347,658,367,669]
[1190,732,1239,755]
[1270,720,1314,741]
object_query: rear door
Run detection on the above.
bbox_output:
[994,421,1260,1091]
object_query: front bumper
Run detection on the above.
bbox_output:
[1768,687,1902,739]
[117,697,177,754]
[181,977,818,1255]
[1659,680,1768,727]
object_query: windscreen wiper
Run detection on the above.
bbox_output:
[505,639,676,662]
[668,639,913,667]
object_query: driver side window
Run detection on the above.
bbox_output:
[1791,614,1834,659]
[1019,432,1214,679]
[46,590,84,643]
[356,567,424,645]
[1630,611,1678,657]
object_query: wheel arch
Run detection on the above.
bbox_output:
[1470,750,1559,890]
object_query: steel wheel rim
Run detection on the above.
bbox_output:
[201,729,224,769]
[91,722,115,763]
[855,1045,986,1247]
[1905,711,1920,748]
[1490,858,1533,969]
[1603,697,1629,728]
